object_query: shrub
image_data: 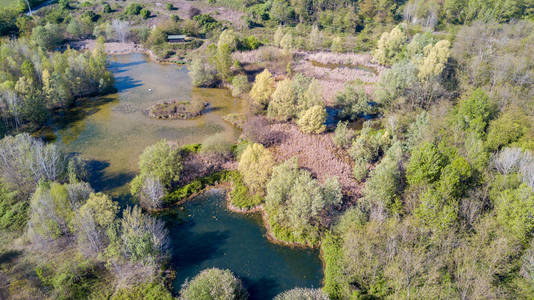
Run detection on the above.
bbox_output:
[230,74,250,97]
[333,121,356,148]
[353,158,368,182]
[125,3,142,15]
[335,84,374,120]
[296,105,326,134]
[102,3,112,13]
[229,172,262,208]
[140,8,151,19]
[249,69,275,108]
[0,184,26,231]
[111,282,173,300]
[238,143,274,195]
[200,134,233,156]
[179,268,248,300]
[165,3,174,10]
[275,288,330,300]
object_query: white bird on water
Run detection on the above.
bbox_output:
[148,88,152,92]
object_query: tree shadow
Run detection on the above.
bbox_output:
[0,250,22,266]
[108,60,146,74]
[113,75,143,91]
[85,159,136,193]
[243,276,279,300]
[50,96,116,131]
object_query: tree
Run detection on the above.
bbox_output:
[270,0,293,24]
[249,69,275,108]
[362,144,402,217]
[273,26,283,46]
[31,23,63,50]
[189,56,218,87]
[335,84,375,120]
[373,24,407,65]
[333,121,356,149]
[216,43,233,82]
[265,158,342,243]
[0,134,67,194]
[267,78,297,121]
[217,29,238,51]
[27,182,74,245]
[179,268,248,300]
[110,205,169,265]
[238,143,274,195]
[111,20,130,43]
[418,40,451,81]
[130,140,182,195]
[457,89,495,136]
[75,192,118,257]
[231,75,250,97]
[297,105,326,134]
[140,176,165,210]
[406,142,447,185]
[495,184,534,241]
[275,288,329,300]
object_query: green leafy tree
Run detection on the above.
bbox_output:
[216,43,233,82]
[495,184,534,241]
[180,268,248,300]
[406,142,447,185]
[130,140,182,195]
[31,23,63,50]
[457,89,496,136]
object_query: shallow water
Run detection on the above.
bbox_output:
[166,189,323,300]
[52,53,244,195]
[50,53,323,299]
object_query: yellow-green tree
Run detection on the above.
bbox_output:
[267,78,297,121]
[373,24,407,65]
[418,40,451,81]
[238,143,275,195]
[297,105,327,134]
[249,69,275,107]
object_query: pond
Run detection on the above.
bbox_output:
[50,53,323,299]
[166,189,323,300]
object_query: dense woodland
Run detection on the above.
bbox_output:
[1,0,534,299]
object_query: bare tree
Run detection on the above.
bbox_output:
[111,20,130,43]
[492,147,523,174]
[140,176,165,210]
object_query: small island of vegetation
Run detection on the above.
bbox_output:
[147,99,208,120]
